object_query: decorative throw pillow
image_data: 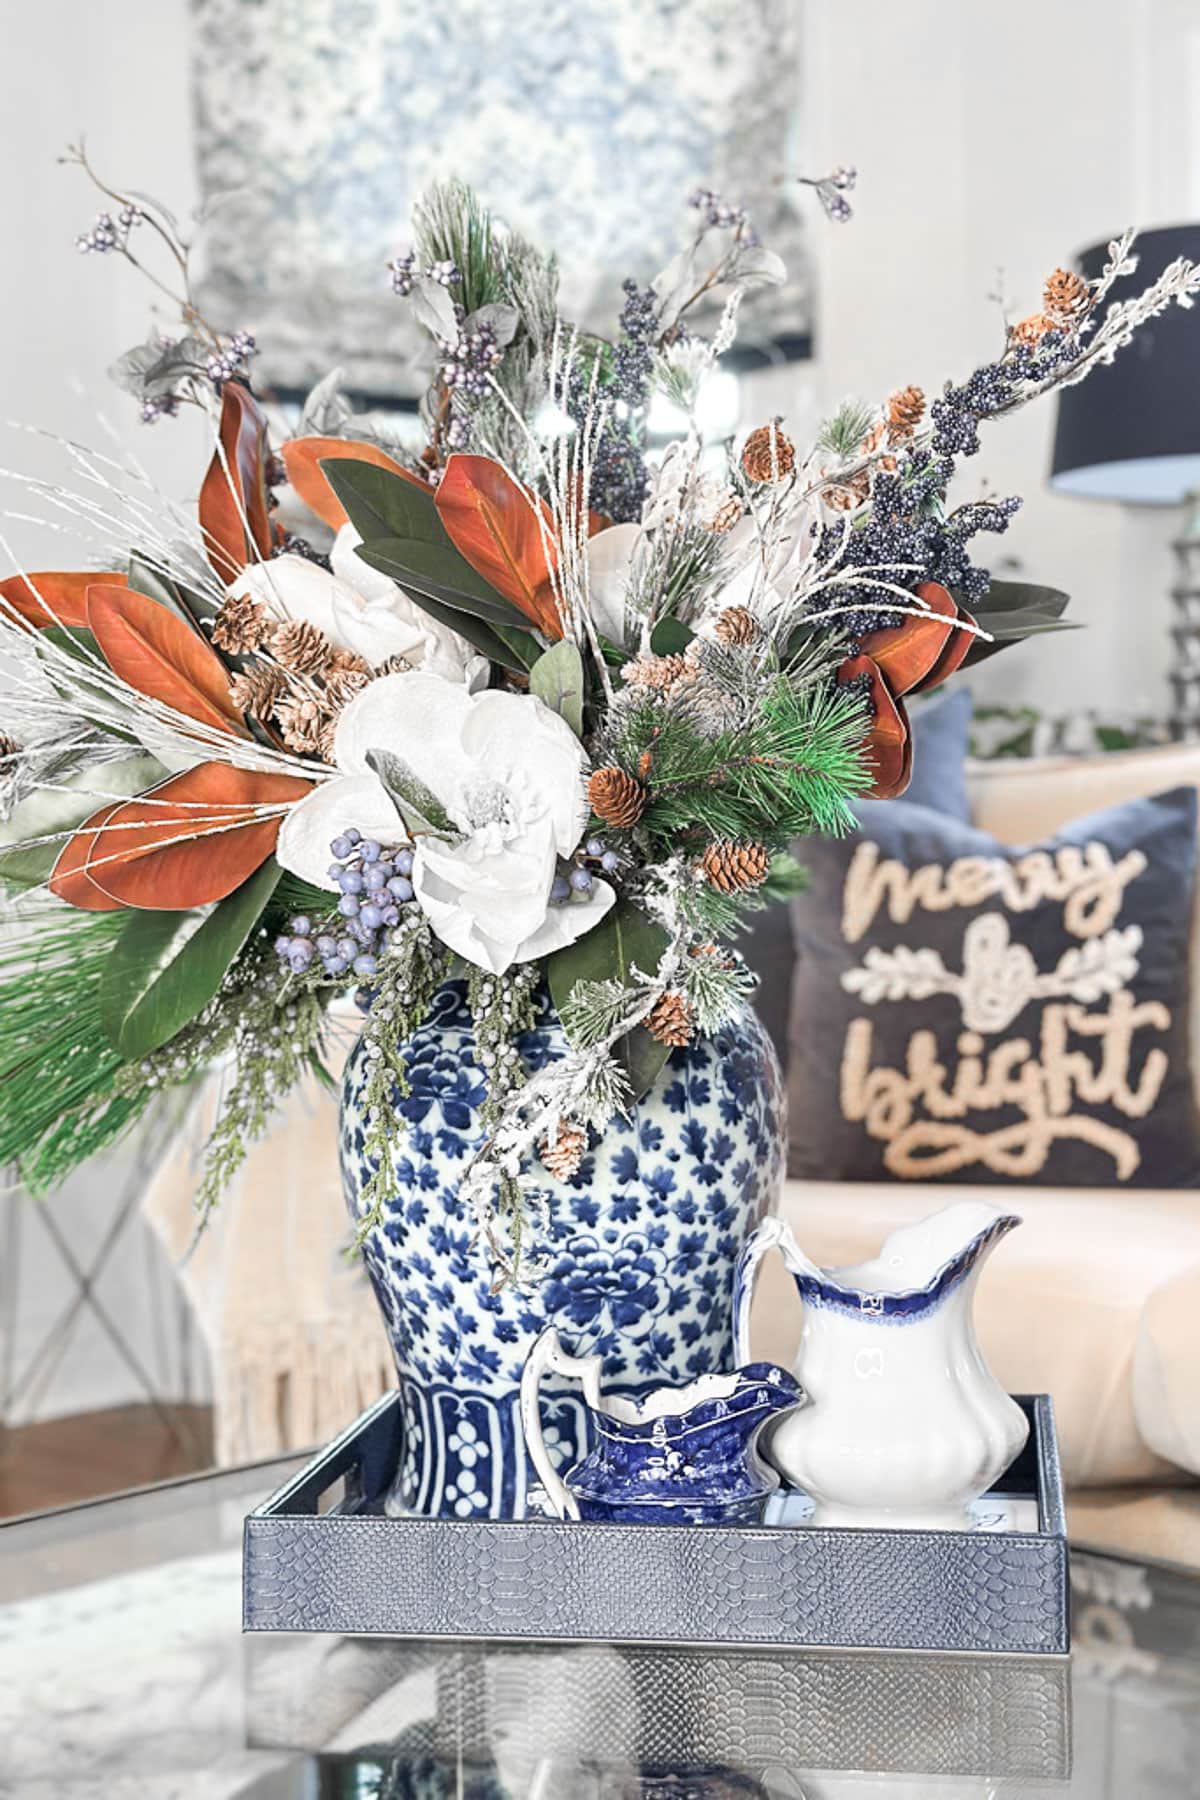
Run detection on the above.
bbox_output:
[787,787,1200,1187]
[741,687,975,1069]
[902,687,974,819]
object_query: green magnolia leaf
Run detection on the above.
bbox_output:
[530,640,584,737]
[365,747,459,839]
[964,616,1080,667]
[99,858,281,1058]
[376,583,539,673]
[0,753,166,893]
[546,896,672,1100]
[323,457,542,651]
[323,459,516,611]
[650,614,695,657]
[128,553,217,632]
[970,578,1071,619]
[352,536,533,630]
[321,458,445,545]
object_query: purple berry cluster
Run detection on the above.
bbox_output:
[549,838,621,905]
[688,188,749,232]
[812,167,856,225]
[439,322,503,399]
[387,249,462,297]
[274,830,416,981]
[140,395,180,426]
[206,330,258,387]
[75,204,140,254]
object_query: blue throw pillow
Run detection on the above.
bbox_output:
[903,687,974,821]
[787,786,1200,1188]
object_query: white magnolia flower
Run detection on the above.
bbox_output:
[277,672,614,973]
[227,529,487,687]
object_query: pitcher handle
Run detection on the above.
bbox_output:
[733,1215,815,1366]
[519,1327,604,1522]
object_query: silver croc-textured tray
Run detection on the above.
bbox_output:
[243,1391,1068,1655]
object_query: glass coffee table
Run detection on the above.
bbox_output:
[2,1457,1199,1798]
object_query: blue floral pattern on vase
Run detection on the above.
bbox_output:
[340,978,785,1518]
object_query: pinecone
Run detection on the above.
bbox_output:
[713,605,758,647]
[647,990,694,1048]
[323,667,372,712]
[701,839,771,893]
[1010,312,1056,347]
[588,766,647,828]
[673,676,742,738]
[269,619,336,675]
[822,469,872,512]
[211,593,270,654]
[1043,266,1089,322]
[886,385,926,442]
[623,652,697,693]
[228,664,287,722]
[330,648,373,676]
[372,652,414,677]
[540,1121,587,1180]
[741,422,796,484]
[704,489,743,533]
[272,693,329,756]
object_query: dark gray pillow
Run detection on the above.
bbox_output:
[786,787,1200,1188]
[742,687,974,1069]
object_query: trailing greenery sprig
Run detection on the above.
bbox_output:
[467,963,541,1269]
[350,910,448,1245]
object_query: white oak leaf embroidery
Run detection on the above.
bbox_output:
[841,912,1145,1034]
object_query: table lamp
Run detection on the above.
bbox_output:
[1049,223,1200,737]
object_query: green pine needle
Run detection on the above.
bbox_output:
[0,906,150,1190]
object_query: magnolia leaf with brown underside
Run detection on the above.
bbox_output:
[86,584,246,735]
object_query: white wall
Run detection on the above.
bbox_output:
[0,0,206,574]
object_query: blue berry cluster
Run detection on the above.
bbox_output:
[931,329,1079,460]
[817,450,1021,632]
[565,278,656,523]
[275,831,416,981]
[206,331,258,387]
[75,205,140,254]
[550,838,621,904]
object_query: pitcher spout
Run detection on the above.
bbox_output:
[825,1200,1022,1316]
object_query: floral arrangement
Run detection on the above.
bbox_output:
[2,156,1196,1271]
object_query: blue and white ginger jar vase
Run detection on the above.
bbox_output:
[340,978,784,1518]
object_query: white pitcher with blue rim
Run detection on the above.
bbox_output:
[734,1200,1029,1529]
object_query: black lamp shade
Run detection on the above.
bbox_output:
[1050,224,1200,504]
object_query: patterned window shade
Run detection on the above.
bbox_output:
[190,0,812,399]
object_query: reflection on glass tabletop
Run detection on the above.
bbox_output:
[2,1457,1199,1798]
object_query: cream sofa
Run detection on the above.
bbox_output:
[748,741,1200,1566]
